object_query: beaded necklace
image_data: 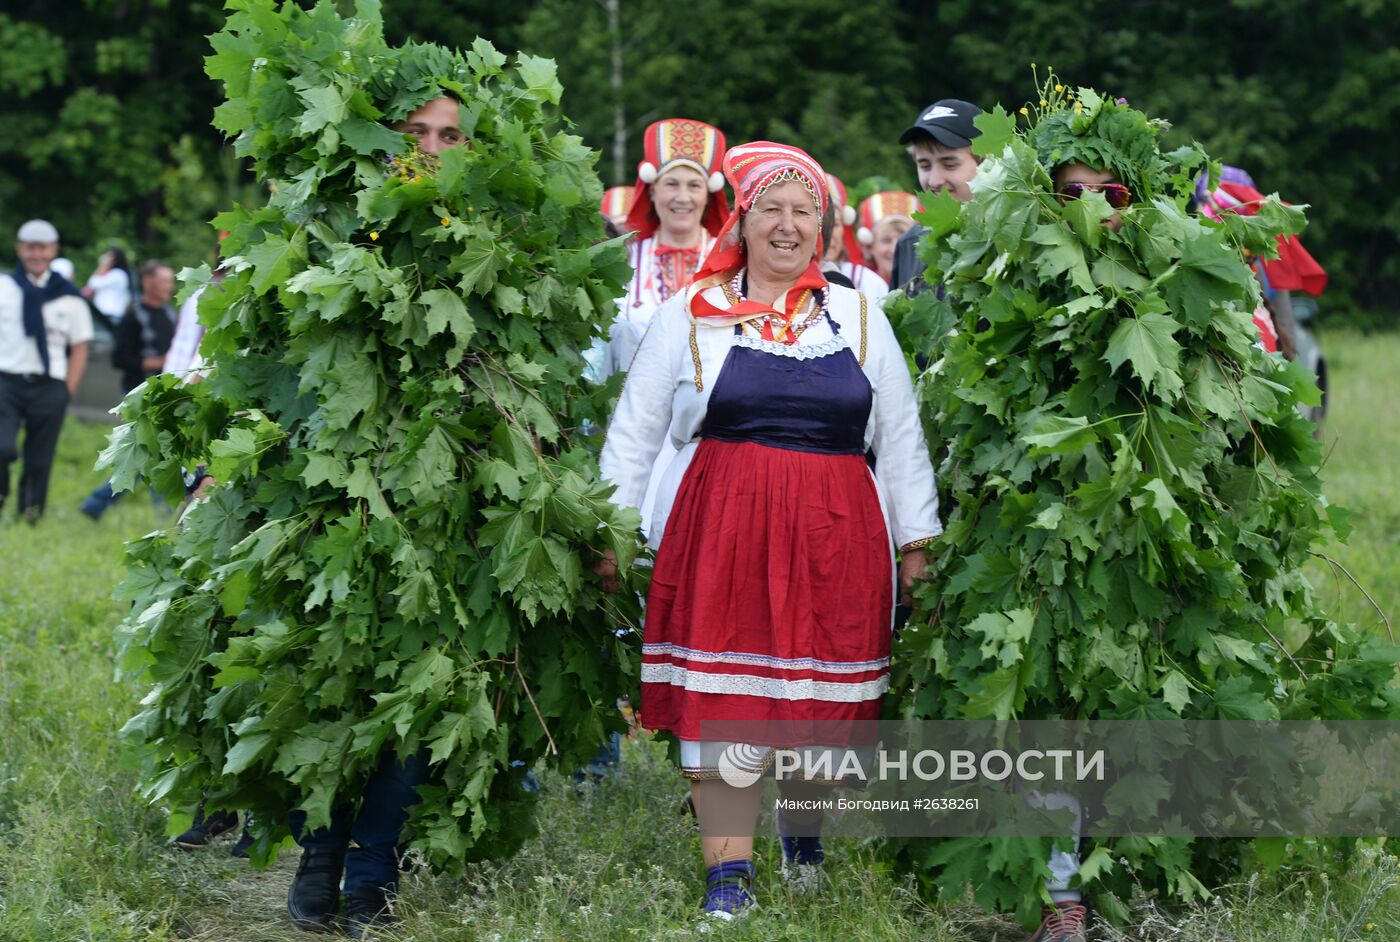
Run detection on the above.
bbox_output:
[726,268,829,344]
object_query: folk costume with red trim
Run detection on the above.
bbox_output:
[601,142,940,776]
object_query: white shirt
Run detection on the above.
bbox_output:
[85,268,132,321]
[163,286,207,379]
[600,283,940,550]
[0,270,94,381]
[831,260,890,301]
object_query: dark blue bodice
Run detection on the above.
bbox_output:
[700,313,872,456]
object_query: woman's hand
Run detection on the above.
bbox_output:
[593,547,621,593]
[898,548,931,607]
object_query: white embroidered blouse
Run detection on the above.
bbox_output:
[599,282,941,552]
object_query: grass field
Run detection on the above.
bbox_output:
[1,329,1398,941]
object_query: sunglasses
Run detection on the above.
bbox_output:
[1058,182,1133,209]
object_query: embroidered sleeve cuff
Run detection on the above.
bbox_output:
[899,536,937,554]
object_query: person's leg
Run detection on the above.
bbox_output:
[80,480,121,519]
[1024,792,1087,942]
[341,749,430,935]
[775,778,829,873]
[287,803,353,929]
[0,376,23,514]
[691,777,763,918]
[16,378,68,522]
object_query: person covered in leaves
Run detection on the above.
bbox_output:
[278,89,475,938]
[893,78,1356,942]
[596,141,939,922]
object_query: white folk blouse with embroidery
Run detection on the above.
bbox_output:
[600,282,941,552]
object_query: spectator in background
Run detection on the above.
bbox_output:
[113,260,177,393]
[82,247,134,326]
[0,219,92,523]
[80,260,178,520]
[821,173,890,300]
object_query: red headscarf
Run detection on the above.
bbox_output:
[600,186,635,222]
[624,118,730,241]
[687,141,829,337]
[825,172,867,269]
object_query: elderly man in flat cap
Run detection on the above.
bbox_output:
[0,219,92,522]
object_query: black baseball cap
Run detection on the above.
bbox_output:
[899,99,983,148]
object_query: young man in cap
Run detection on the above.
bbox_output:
[0,219,92,522]
[890,99,984,294]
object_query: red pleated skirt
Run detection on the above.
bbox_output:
[641,438,893,741]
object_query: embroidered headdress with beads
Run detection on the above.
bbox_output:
[624,118,730,240]
[686,141,829,330]
[855,190,920,246]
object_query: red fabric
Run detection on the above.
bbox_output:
[1216,181,1328,297]
[641,439,893,740]
[1253,306,1279,353]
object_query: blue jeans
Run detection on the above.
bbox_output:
[288,750,429,893]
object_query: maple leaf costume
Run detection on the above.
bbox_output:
[886,83,1399,927]
[103,3,644,923]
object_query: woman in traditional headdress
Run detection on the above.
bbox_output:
[597,142,939,921]
[856,190,920,285]
[609,118,729,373]
[821,172,890,300]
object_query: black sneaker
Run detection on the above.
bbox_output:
[172,807,239,849]
[287,846,346,932]
[343,885,397,939]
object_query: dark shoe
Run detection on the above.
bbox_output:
[172,807,239,849]
[343,885,397,939]
[229,826,255,859]
[1027,901,1089,942]
[287,846,346,932]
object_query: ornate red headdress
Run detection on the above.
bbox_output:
[624,118,730,241]
[686,141,829,337]
[825,172,866,266]
[600,186,635,221]
[856,190,921,245]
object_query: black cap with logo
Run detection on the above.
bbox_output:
[899,99,983,148]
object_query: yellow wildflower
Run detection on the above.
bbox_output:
[369,231,379,241]
[440,216,451,226]
[1074,101,1084,114]
[1055,84,1064,93]
[1040,99,1048,106]
[1019,107,1029,116]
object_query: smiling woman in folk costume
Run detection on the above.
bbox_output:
[821,172,890,300]
[857,190,920,285]
[597,142,939,921]
[610,118,729,368]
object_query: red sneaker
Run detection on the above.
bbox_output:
[1026,901,1088,942]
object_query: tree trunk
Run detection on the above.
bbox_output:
[607,0,625,186]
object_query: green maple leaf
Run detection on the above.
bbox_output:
[516,54,563,105]
[1103,312,1183,396]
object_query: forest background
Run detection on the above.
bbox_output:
[1,0,1397,326]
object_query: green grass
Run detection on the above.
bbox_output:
[1,330,1398,941]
